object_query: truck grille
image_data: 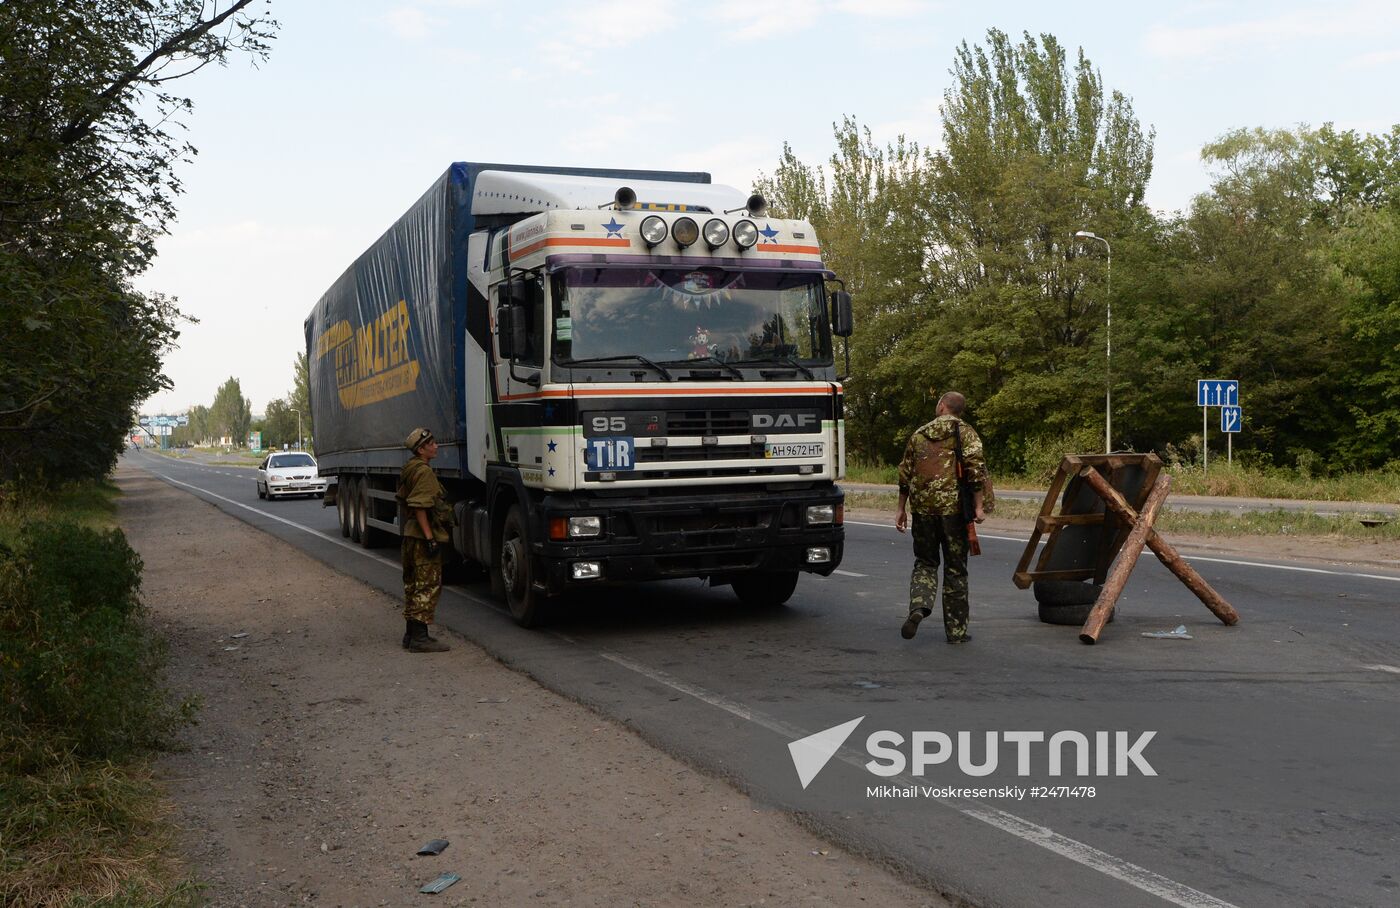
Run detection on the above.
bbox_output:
[665,409,749,436]
[636,443,764,463]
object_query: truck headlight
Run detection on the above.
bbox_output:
[672,217,699,248]
[805,504,835,526]
[569,516,602,538]
[733,219,758,249]
[641,216,668,247]
[703,218,730,248]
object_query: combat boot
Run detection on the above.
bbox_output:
[402,619,412,649]
[407,620,450,653]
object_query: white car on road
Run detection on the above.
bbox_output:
[256,452,327,500]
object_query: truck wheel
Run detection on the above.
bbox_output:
[732,571,799,608]
[347,477,363,544]
[337,482,351,538]
[499,505,545,627]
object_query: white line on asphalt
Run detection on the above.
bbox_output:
[833,569,867,577]
[600,652,1240,908]
[141,469,400,569]
[1362,664,1400,674]
[846,520,1400,583]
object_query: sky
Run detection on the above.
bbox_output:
[135,0,1400,417]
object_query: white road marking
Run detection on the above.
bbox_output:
[846,520,1400,583]
[600,652,1240,908]
[141,468,400,568]
[833,569,867,577]
[1362,664,1400,674]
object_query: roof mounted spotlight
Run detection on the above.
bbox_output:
[614,186,637,210]
[702,218,730,249]
[733,219,759,250]
[640,215,668,247]
[746,193,767,215]
[672,217,699,248]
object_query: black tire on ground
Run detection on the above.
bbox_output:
[337,482,351,538]
[1034,581,1114,626]
[347,477,363,544]
[257,481,266,500]
[731,571,800,607]
[1033,580,1100,607]
[499,505,545,627]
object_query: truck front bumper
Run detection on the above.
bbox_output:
[533,484,845,594]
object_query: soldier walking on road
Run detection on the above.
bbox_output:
[398,428,452,653]
[895,392,987,643]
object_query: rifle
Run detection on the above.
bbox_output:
[951,419,981,556]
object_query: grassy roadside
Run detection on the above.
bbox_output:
[0,480,199,907]
[843,489,1400,542]
[846,461,1400,504]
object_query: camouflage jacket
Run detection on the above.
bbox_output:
[897,415,988,517]
[397,459,453,542]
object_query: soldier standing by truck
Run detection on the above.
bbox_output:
[399,428,452,653]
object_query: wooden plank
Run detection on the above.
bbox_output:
[1080,474,1172,644]
[1078,468,1240,626]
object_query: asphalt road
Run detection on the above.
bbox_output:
[128,450,1400,908]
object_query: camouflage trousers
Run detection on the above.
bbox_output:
[401,537,443,624]
[908,514,970,641]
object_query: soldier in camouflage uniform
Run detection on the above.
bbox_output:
[895,392,987,643]
[398,427,453,653]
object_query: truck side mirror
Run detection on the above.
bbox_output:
[509,304,530,359]
[496,304,518,359]
[831,290,854,337]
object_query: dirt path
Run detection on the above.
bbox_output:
[115,468,945,907]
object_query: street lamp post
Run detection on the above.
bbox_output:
[290,407,302,452]
[1074,230,1112,453]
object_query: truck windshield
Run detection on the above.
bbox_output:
[551,267,833,368]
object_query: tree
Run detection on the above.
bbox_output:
[0,1,277,482]
[261,398,298,449]
[913,29,1156,469]
[210,377,252,445]
[290,351,313,444]
[758,120,932,463]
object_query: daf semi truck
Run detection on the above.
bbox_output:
[306,162,852,626]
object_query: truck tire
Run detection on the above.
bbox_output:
[336,482,351,538]
[1033,580,1113,626]
[499,505,545,627]
[347,477,363,544]
[731,571,799,608]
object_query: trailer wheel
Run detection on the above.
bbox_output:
[500,505,545,627]
[347,477,364,544]
[336,482,351,538]
[731,571,799,608]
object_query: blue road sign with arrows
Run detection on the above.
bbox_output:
[1221,406,1241,433]
[1196,379,1239,407]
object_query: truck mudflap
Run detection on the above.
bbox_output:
[528,485,845,595]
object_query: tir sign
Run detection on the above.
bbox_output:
[586,437,635,471]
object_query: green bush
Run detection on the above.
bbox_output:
[0,520,193,770]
